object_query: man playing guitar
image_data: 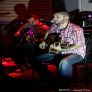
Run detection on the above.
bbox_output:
[33,11,86,89]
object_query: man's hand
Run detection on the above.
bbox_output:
[15,31,20,37]
[49,43,62,53]
[15,22,29,37]
[39,41,47,49]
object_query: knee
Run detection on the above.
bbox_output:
[59,60,70,71]
[59,60,72,77]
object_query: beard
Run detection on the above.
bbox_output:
[55,19,65,25]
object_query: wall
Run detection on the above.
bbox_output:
[0,0,29,24]
[64,0,78,12]
[52,0,66,13]
[80,0,92,11]
[64,0,92,12]
[0,0,52,24]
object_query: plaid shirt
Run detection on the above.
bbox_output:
[48,22,86,58]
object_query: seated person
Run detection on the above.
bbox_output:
[15,15,49,44]
[13,15,49,70]
[32,11,86,89]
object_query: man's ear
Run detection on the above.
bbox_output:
[66,16,69,19]
[65,16,69,21]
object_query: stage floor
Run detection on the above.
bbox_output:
[0,57,92,92]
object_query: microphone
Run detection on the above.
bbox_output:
[39,19,52,26]
[40,19,51,23]
[50,20,55,23]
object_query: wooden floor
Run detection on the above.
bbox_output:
[0,57,92,92]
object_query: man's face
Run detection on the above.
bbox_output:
[27,17,39,25]
[32,19,39,25]
[51,13,65,25]
[27,17,35,23]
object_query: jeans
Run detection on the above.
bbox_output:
[33,52,83,78]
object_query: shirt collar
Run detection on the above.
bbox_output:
[59,22,70,31]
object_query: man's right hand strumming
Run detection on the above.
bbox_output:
[39,41,47,49]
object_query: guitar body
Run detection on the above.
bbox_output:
[39,33,70,54]
[39,33,61,53]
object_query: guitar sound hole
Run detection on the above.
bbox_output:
[55,42,59,47]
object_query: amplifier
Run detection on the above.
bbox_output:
[80,20,92,28]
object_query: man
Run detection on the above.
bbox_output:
[15,15,48,38]
[33,12,86,89]
[13,15,49,71]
